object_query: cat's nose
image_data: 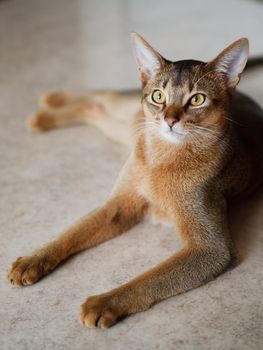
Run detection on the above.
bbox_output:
[165,116,178,128]
[164,104,181,128]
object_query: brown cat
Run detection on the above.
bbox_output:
[7,33,263,329]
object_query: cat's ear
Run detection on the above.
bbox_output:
[209,38,249,88]
[131,32,165,85]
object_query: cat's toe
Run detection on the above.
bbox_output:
[7,255,52,287]
[41,92,69,109]
[27,110,56,132]
[80,294,125,329]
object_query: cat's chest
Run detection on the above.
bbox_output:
[134,140,214,213]
[138,163,188,208]
[136,165,182,225]
[138,151,213,206]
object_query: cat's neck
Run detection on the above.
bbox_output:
[138,128,231,170]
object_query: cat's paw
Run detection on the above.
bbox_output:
[80,294,126,329]
[27,110,56,132]
[7,255,54,287]
[41,92,70,109]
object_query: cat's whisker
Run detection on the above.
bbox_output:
[190,125,221,139]
[192,125,221,135]
[192,129,221,140]
[134,122,157,131]
[193,70,217,86]
[224,115,243,126]
[133,122,158,137]
[134,120,159,133]
[191,128,230,150]
[190,63,204,87]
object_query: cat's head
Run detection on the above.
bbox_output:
[131,33,249,144]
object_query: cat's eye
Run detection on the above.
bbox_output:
[189,94,206,107]
[152,90,166,104]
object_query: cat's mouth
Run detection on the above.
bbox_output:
[160,121,187,143]
[167,129,185,136]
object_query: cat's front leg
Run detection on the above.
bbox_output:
[7,192,148,287]
[80,246,231,329]
[80,193,233,329]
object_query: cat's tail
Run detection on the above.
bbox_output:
[27,90,141,146]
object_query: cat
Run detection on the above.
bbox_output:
[7,33,263,329]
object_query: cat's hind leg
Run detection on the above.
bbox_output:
[28,102,133,146]
[27,90,140,146]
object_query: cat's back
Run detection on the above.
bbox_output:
[231,91,263,189]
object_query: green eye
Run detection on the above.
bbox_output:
[152,90,166,104]
[190,93,206,106]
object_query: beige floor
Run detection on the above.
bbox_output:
[1,0,263,349]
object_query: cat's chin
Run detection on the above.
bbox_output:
[158,121,187,144]
[160,129,187,144]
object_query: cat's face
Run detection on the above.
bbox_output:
[142,60,229,144]
[131,33,249,145]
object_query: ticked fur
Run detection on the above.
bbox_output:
[7,34,263,329]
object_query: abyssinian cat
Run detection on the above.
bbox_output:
[7,33,263,329]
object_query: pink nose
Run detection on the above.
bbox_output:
[165,116,178,128]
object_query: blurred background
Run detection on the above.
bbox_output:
[1,0,263,92]
[1,1,263,349]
